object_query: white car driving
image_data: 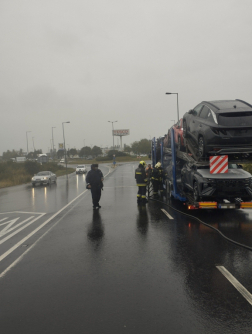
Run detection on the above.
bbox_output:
[76,165,87,174]
[32,171,57,186]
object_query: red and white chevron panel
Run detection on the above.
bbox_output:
[210,155,228,174]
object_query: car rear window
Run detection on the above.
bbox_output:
[218,112,252,126]
[37,172,50,176]
[213,100,250,109]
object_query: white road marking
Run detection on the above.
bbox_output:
[0,217,8,223]
[0,218,20,235]
[161,209,174,220]
[0,193,85,278]
[0,215,43,244]
[0,165,112,273]
[216,266,252,306]
[0,211,45,215]
[0,216,35,237]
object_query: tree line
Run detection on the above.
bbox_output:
[1,138,151,160]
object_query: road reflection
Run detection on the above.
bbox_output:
[149,202,252,325]
[87,211,104,250]
[136,205,149,236]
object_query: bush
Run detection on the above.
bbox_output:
[24,161,40,175]
[96,156,110,161]
[242,164,252,174]
[107,150,128,159]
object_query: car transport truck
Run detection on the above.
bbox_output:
[152,128,252,210]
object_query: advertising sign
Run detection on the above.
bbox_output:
[58,143,64,149]
[113,129,130,136]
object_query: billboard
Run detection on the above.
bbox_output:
[58,143,64,149]
[113,129,130,136]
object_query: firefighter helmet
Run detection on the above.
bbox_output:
[139,161,146,167]
[155,162,161,168]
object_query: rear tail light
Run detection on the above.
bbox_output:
[198,202,217,209]
[240,202,252,209]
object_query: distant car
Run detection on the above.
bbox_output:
[183,99,252,157]
[60,159,65,163]
[165,118,184,151]
[180,163,252,202]
[76,165,87,174]
[31,171,57,186]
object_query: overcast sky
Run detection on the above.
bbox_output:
[1,0,252,154]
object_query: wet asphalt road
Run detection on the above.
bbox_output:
[1,163,252,333]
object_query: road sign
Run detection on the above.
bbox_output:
[112,129,130,136]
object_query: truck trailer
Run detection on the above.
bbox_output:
[152,128,252,210]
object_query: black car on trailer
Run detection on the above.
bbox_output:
[183,99,252,158]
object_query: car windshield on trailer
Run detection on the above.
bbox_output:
[37,171,50,176]
[77,165,84,168]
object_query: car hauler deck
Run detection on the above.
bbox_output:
[152,128,252,210]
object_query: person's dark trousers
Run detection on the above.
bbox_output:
[158,181,164,195]
[91,186,101,207]
[138,186,146,202]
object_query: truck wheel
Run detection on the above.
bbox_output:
[198,136,205,158]
[183,120,188,138]
[193,182,199,202]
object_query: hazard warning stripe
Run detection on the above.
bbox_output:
[210,155,228,174]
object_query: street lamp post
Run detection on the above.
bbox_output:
[108,120,118,149]
[26,131,31,157]
[32,137,35,152]
[166,92,179,123]
[52,127,56,160]
[62,121,70,174]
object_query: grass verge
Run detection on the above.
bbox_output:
[0,161,75,188]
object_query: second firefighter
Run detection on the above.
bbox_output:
[135,161,148,204]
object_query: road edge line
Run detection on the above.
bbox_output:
[216,265,252,305]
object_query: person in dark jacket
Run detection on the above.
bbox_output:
[151,162,166,198]
[86,164,104,209]
[135,161,148,204]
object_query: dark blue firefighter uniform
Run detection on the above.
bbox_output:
[135,163,148,203]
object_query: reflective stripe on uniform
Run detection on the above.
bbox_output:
[141,195,146,198]
[137,184,146,186]
[136,172,142,174]
[137,194,141,198]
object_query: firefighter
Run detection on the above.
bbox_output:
[135,161,148,204]
[145,163,152,180]
[151,162,166,198]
